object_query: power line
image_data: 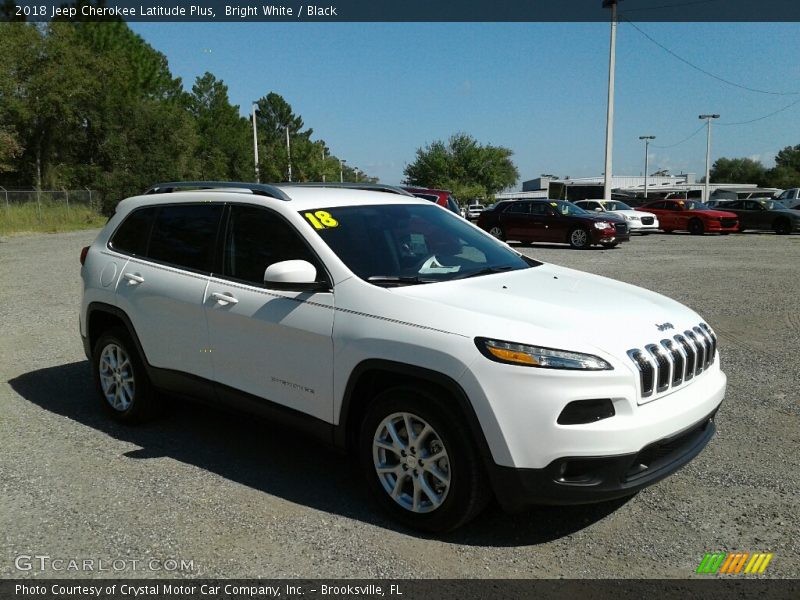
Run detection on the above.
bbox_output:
[620,0,721,14]
[651,124,706,148]
[718,97,800,126]
[623,19,800,96]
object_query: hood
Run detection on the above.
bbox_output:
[391,263,702,356]
[695,209,738,218]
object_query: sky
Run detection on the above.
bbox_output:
[129,22,800,187]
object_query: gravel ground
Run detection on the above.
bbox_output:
[0,229,798,579]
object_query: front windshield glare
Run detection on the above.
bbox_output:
[555,201,588,216]
[684,201,711,210]
[300,204,536,285]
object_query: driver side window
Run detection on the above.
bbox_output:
[222,205,320,286]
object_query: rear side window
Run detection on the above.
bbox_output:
[109,207,157,256]
[148,204,223,272]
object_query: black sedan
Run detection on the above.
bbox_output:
[720,199,800,234]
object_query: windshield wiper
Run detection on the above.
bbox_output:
[451,265,516,280]
[367,275,434,286]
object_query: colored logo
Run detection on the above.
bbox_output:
[696,552,774,574]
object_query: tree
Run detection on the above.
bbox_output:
[403,133,519,201]
[254,93,314,181]
[710,157,767,186]
[188,73,251,181]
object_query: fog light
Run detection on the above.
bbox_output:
[557,399,615,425]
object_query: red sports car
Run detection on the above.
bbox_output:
[636,199,738,235]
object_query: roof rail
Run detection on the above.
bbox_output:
[280,182,415,197]
[144,181,292,201]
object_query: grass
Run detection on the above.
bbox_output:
[0,201,106,236]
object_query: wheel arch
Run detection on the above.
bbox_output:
[336,360,494,465]
[86,303,149,368]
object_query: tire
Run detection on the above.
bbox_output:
[688,219,705,235]
[662,229,674,234]
[568,227,591,249]
[92,327,159,423]
[358,386,491,533]
[774,218,791,235]
[488,225,505,241]
[600,241,619,248]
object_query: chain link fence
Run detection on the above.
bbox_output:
[0,188,104,234]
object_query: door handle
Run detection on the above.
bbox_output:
[211,292,239,305]
[123,272,144,285]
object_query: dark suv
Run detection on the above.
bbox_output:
[477,199,630,249]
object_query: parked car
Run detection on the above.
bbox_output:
[80,181,724,532]
[466,203,485,220]
[402,186,461,215]
[574,199,660,234]
[477,199,630,249]
[636,199,738,235]
[716,199,800,234]
[777,188,800,210]
[705,199,736,209]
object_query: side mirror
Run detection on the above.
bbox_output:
[594,207,603,212]
[264,260,327,291]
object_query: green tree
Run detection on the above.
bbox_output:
[254,92,313,181]
[710,157,767,186]
[188,73,252,181]
[403,133,519,201]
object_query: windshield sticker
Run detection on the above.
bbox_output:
[418,256,461,275]
[304,210,339,230]
[549,202,558,207]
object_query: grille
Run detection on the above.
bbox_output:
[641,217,654,225]
[720,218,737,228]
[627,323,717,400]
[614,223,628,234]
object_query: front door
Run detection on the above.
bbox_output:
[204,205,334,422]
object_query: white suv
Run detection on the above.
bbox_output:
[80,181,726,532]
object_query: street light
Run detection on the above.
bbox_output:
[639,135,655,201]
[699,114,720,202]
[285,126,292,182]
[251,103,259,183]
[602,0,619,201]
[339,158,346,182]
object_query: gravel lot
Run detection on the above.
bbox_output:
[1,229,798,579]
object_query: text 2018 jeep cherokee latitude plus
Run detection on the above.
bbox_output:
[80,181,726,532]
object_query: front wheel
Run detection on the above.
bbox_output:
[488,225,505,241]
[568,227,591,249]
[359,386,490,532]
[92,327,159,423]
[774,218,791,235]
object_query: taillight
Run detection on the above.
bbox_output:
[80,246,90,265]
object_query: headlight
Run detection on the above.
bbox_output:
[593,221,613,230]
[475,338,613,370]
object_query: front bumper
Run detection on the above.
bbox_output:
[489,405,719,511]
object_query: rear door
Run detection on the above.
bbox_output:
[114,203,221,378]
[499,201,533,241]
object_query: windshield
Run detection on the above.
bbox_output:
[554,201,589,216]
[760,200,785,210]
[683,200,711,211]
[300,204,537,285]
[604,201,632,211]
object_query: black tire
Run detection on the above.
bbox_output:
[358,386,491,533]
[92,327,159,423]
[688,218,705,235]
[774,218,791,235]
[568,227,591,249]
[488,225,505,241]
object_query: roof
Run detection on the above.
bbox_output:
[120,181,427,214]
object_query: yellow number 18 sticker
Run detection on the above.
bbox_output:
[304,210,339,229]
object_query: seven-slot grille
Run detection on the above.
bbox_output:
[641,216,655,225]
[627,323,717,399]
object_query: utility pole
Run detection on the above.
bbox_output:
[320,143,326,182]
[602,0,618,201]
[252,103,259,183]
[699,114,720,202]
[339,158,346,183]
[639,135,655,201]
[286,126,292,182]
